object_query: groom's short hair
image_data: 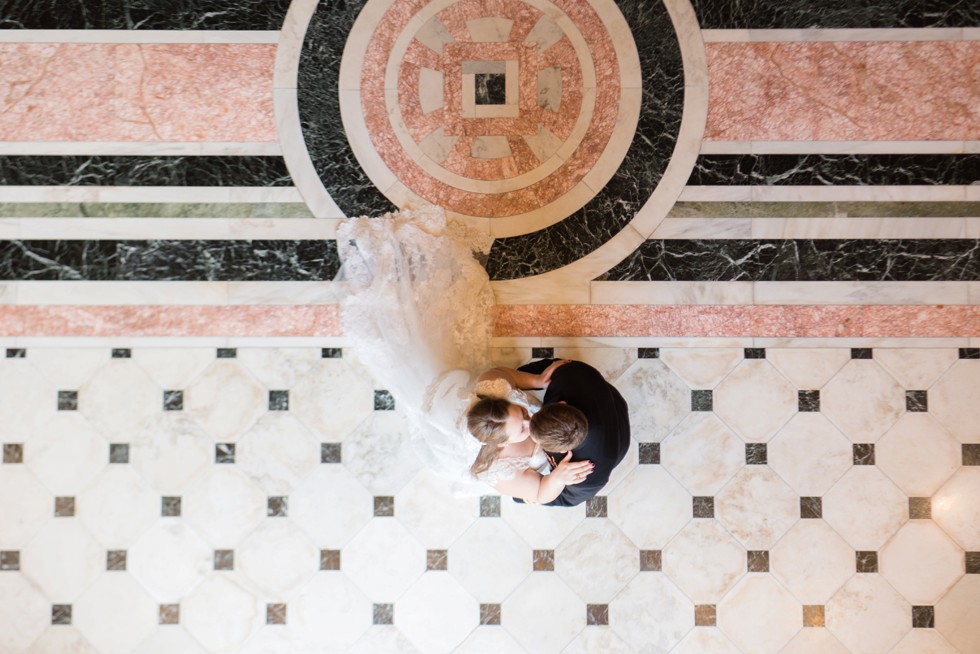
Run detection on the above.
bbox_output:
[531,403,588,452]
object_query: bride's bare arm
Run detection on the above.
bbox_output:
[477,360,569,390]
[492,452,593,504]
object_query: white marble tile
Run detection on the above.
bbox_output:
[448,520,530,602]
[590,281,755,306]
[290,360,376,440]
[714,360,797,442]
[72,574,158,654]
[24,348,109,388]
[767,348,850,389]
[0,29,279,43]
[660,348,743,388]
[826,575,911,654]
[753,281,971,306]
[615,360,692,442]
[555,520,638,603]
[78,467,159,547]
[236,414,319,494]
[134,627,207,654]
[343,519,426,602]
[876,414,960,496]
[932,468,980,550]
[888,630,960,654]
[342,412,423,495]
[0,141,280,155]
[560,627,630,654]
[704,27,969,41]
[502,574,585,654]
[0,186,304,203]
[499,499,585,550]
[607,466,691,549]
[27,627,99,654]
[770,520,855,604]
[0,361,57,440]
[752,216,967,239]
[289,466,374,547]
[186,360,267,442]
[715,467,799,550]
[182,467,267,548]
[0,575,50,653]
[454,629,529,654]
[236,520,319,597]
[768,414,853,496]
[822,467,908,550]
[24,412,106,495]
[396,573,479,653]
[181,575,263,652]
[79,360,162,441]
[700,138,973,153]
[12,281,230,306]
[679,185,969,202]
[130,414,212,494]
[663,519,746,604]
[930,360,980,443]
[226,281,342,305]
[608,574,693,653]
[652,217,753,238]
[128,521,211,601]
[935,576,980,654]
[661,413,745,495]
[718,576,802,654]
[0,467,51,548]
[20,519,103,601]
[779,628,851,654]
[131,348,214,389]
[236,347,321,389]
[821,360,905,442]
[288,574,373,652]
[347,626,421,654]
[880,521,964,605]
[671,628,743,654]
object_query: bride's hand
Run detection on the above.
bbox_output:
[551,451,594,486]
[535,359,569,388]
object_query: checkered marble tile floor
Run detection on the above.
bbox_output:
[1,344,978,654]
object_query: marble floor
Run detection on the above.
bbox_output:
[0,0,978,653]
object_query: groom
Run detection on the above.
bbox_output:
[518,359,631,507]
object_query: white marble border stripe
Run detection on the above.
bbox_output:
[700,141,980,154]
[1,281,343,306]
[0,30,280,43]
[0,218,340,240]
[0,142,282,156]
[702,28,980,42]
[590,281,976,306]
[651,217,975,239]
[679,186,975,202]
[0,187,304,203]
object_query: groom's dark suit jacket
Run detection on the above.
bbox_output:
[518,359,630,507]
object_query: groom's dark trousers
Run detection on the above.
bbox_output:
[517,359,631,507]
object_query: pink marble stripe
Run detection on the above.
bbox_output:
[705,41,980,141]
[0,44,276,142]
[1,305,976,338]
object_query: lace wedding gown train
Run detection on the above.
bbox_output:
[336,205,501,487]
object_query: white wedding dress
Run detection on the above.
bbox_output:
[336,206,547,491]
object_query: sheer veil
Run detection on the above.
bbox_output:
[336,205,496,485]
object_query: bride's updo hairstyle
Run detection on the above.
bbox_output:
[466,397,512,476]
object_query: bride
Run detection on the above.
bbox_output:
[337,205,593,502]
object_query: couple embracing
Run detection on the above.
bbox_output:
[338,205,630,505]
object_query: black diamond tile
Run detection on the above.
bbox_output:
[638,348,660,358]
[958,348,980,359]
[109,443,129,464]
[691,390,713,412]
[744,348,766,359]
[480,495,501,517]
[427,550,447,571]
[215,443,235,464]
[586,496,607,518]
[695,604,717,626]
[906,390,928,412]
[57,390,78,411]
[269,390,289,411]
[106,550,127,571]
[534,550,555,571]
[798,390,820,412]
[963,444,980,466]
[373,604,393,625]
[801,497,822,519]
[853,443,875,465]
[856,551,878,573]
[52,605,72,625]
[321,347,343,358]
[912,605,934,629]
[111,348,131,358]
[159,604,179,625]
[746,443,767,465]
[214,550,234,571]
[747,550,769,572]
[531,347,554,359]
[5,348,25,358]
[374,390,395,410]
[161,496,181,517]
[693,496,714,518]
[639,442,660,464]
[851,348,873,359]
[266,603,286,625]
[0,551,19,571]
[3,443,23,464]
[909,497,931,519]
[587,604,609,626]
[320,443,341,463]
[216,348,237,358]
[966,552,980,574]
[267,496,288,517]
[55,497,75,517]
[640,550,662,571]
[320,549,340,570]
[374,496,394,517]
[163,390,183,411]
[481,603,502,625]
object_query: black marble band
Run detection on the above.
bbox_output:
[692,0,980,29]
[0,156,293,187]
[603,239,980,282]
[0,240,339,281]
[0,0,290,30]
[689,155,980,186]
